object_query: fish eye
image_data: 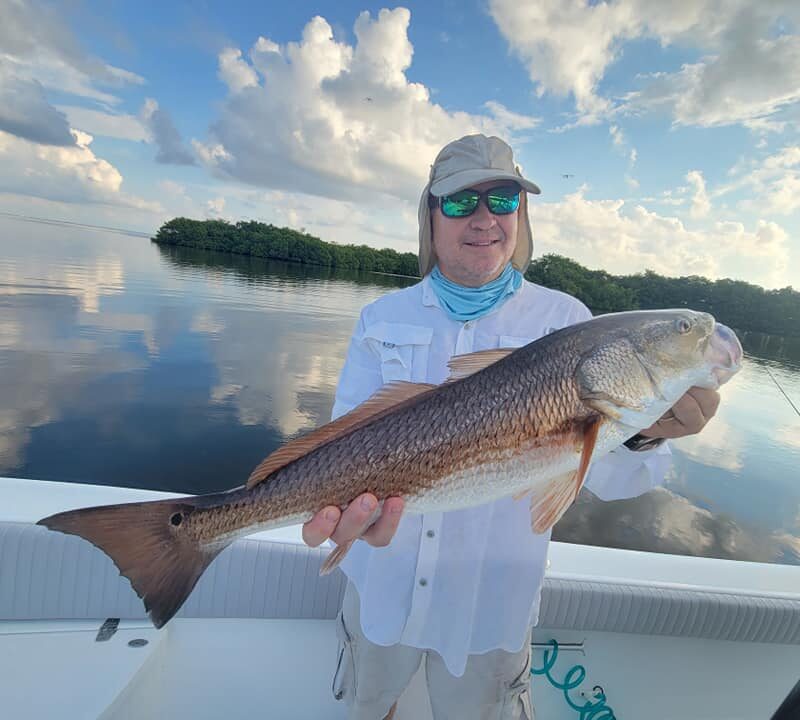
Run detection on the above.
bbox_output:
[676,317,692,334]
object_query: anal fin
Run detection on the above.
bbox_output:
[320,539,355,575]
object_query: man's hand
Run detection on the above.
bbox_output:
[640,386,721,440]
[302,494,404,549]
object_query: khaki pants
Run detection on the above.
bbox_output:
[332,582,534,720]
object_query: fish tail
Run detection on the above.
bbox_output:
[37,498,228,629]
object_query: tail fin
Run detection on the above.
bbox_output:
[37,498,227,629]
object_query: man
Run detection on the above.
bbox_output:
[303,134,720,720]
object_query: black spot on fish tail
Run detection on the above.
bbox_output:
[37,498,229,629]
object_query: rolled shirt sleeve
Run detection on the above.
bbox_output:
[584,441,672,501]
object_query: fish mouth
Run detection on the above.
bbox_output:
[708,322,743,385]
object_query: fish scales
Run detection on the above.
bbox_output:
[36,309,744,628]
[194,335,591,540]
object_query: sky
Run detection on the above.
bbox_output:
[1,0,799,290]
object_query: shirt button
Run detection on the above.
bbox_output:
[419,578,428,587]
[426,530,435,538]
[464,321,472,329]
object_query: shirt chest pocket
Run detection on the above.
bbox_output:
[363,322,434,383]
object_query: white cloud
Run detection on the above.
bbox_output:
[57,105,149,142]
[0,0,144,113]
[629,31,800,128]
[153,179,205,219]
[231,187,418,250]
[196,9,541,204]
[720,145,800,216]
[489,0,633,120]
[140,99,195,165]
[253,37,280,55]
[0,128,159,211]
[609,123,639,187]
[205,197,226,217]
[218,47,259,93]
[489,0,800,129]
[686,170,711,218]
[0,70,74,145]
[531,187,791,288]
[609,124,625,147]
[483,101,541,132]
[642,190,685,207]
[625,174,640,190]
[0,0,159,214]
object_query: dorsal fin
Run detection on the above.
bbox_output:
[446,348,516,383]
[246,381,436,489]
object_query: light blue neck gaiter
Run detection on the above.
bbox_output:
[429,263,523,322]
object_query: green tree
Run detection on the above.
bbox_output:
[153,220,799,336]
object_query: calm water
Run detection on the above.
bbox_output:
[2,216,799,565]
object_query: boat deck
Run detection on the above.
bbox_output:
[2,476,800,719]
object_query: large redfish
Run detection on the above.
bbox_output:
[38,310,743,628]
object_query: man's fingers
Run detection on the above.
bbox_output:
[687,386,720,420]
[670,392,706,432]
[330,493,379,546]
[302,495,405,549]
[361,497,404,547]
[302,506,341,547]
[650,417,687,439]
[641,387,722,439]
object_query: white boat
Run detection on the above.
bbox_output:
[2,475,800,720]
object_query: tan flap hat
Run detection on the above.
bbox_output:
[418,134,540,277]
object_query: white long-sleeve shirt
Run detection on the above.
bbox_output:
[332,275,672,677]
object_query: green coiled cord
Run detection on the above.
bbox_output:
[531,639,617,719]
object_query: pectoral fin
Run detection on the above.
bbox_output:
[528,417,602,534]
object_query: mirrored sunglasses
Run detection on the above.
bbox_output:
[430,184,521,218]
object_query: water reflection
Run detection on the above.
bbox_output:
[738,329,800,367]
[0,247,125,314]
[555,487,800,565]
[0,290,150,472]
[156,244,419,291]
[1,217,799,565]
[196,304,351,437]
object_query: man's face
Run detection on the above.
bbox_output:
[431,180,519,288]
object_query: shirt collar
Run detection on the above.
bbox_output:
[421,274,440,308]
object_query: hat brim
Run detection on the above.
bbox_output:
[430,169,541,197]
